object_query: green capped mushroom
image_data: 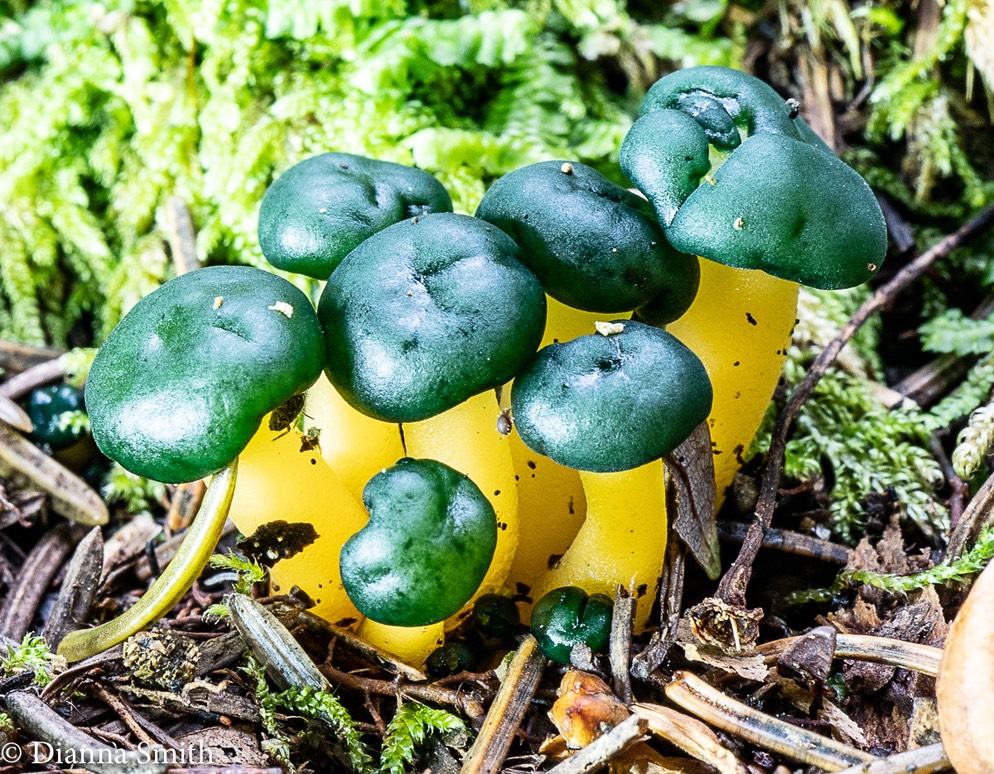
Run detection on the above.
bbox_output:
[621,65,887,506]
[512,320,712,628]
[530,586,613,664]
[86,266,325,484]
[475,160,699,318]
[512,320,711,473]
[319,212,547,422]
[24,384,88,451]
[620,65,886,290]
[258,153,453,279]
[340,457,498,627]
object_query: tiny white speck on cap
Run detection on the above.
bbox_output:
[594,321,625,336]
[268,301,294,318]
[213,296,223,310]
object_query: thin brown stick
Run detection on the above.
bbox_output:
[0,357,66,400]
[0,523,81,640]
[717,521,852,564]
[665,671,876,770]
[319,662,486,720]
[830,743,950,774]
[460,636,546,773]
[42,526,104,649]
[756,633,942,677]
[545,715,647,774]
[0,340,63,374]
[609,585,635,705]
[717,204,994,607]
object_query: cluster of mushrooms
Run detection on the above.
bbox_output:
[57,66,887,668]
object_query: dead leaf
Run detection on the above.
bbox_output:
[549,670,630,749]
[666,422,719,580]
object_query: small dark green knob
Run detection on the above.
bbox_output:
[530,586,613,664]
[476,160,699,316]
[258,153,452,279]
[86,266,324,483]
[320,213,546,422]
[426,641,480,678]
[25,384,87,451]
[471,594,520,642]
[511,321,712,473]
[340,458,498,627]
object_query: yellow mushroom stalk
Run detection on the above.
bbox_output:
[508,297,628,593]
[525,461,667,630]
[666,261,798,504]
[305,372,405,502]
[227,420,368,627]
[404,390,518,617]
[59,461,238,662]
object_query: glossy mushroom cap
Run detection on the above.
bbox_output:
[86,266,324,483]
[620,66,887,290]
[258,153,453,279]
[475,160,699,317]
[511,320,712,473]
[320,212,547,422]
[340,457,498,627]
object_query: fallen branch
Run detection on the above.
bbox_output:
[717,203,994,608]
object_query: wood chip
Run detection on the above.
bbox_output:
[666,422,719,580]
[42,526,104,649]
[461,636,546,773]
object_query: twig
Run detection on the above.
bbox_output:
[631,702,746,774]
[631,532,686,680]
[545,715,647,774]
[0,424,108,526]
[717,203,994,608]
[0,357,66,400]
[756,633,942,677]
[0,340,63,375]
[717,521,852,564]
[42,526,104,649]
[0,523,82,640]
[665,671,876,770]
[609,586,634,705]
[295,609,428,682]
[227,594,328,693]
[165,480,206,533]
[830,743,950,774]
[165,197,200,276]
[946,469,994,561]
[89,681,161,748]
[461,636,546,773]
[2,689,169,774]
[0,394,33,433]
[319,662,486,720]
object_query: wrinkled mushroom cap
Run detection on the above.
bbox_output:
[86,266,324,483]
[476,160,699,317]
[320,212,547,422]
[511,320,712,473]
[258,153,453,279]
[340,457,498,627]
[620,66,886,290]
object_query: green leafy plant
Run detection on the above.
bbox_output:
[378,702,466,774]
[1,633,65,686]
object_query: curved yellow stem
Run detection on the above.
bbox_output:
[665,261,798,504]
[58,461,238,662]
[228,422,368,627]
[526,461,667,631]
[404,390,518,624]
[305,372,405,502]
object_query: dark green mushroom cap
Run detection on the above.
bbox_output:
[258,153,453,279]
[530,586,613,664]
[340,457,498,627]
[320,212,547,422]
[86,266,324,484]
[620,66,887,290]
[475,160,699,316]
[25,384,87,451]
[511,320,712,473]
